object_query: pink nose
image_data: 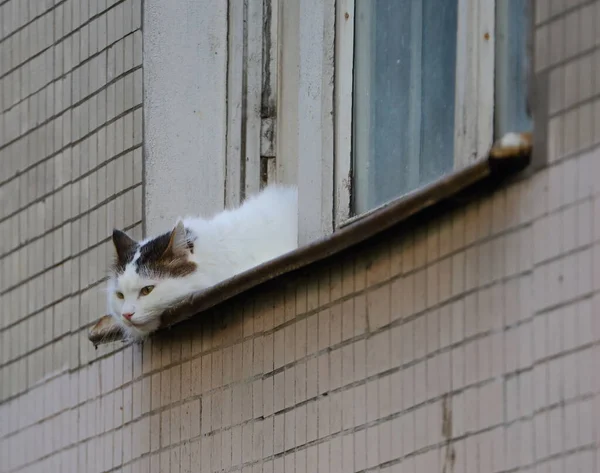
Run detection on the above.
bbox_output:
[123,312,135,320]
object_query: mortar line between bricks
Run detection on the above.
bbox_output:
[529,337,599,369]
[0,143,143,257]
[0,28,140,117]
[0,66,143,163]
[0,184,143,297]
[0,332,130,405]
[548,93,600,120]
[492,392,598,433]
[0,220,141,340]
[535,45,599,76]
[534,0,597,28]
[0,0,63,8]
[0,294,112,375]
[493,444,597,473]
[533,392,597,418]
[0,99,142,191]
[0,0,67,49]
[533,290,596,317]
[0,217,142,334]
[368,442,598,473]
[0,0,131,80]
[0,274,107,338]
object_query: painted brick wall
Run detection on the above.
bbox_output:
[0,0,143,470]
[2,0,600,472]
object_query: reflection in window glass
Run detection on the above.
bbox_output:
[353,0,458,215]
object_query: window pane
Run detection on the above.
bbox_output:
[353,0,458,215]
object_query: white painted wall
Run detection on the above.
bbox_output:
[143,0,335,245]
[143,0,228,235]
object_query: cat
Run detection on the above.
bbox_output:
[107,185,298,340]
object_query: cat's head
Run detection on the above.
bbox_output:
[108,221,197,339]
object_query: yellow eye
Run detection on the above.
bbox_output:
[116,291,124,299]
[140,285,155,296]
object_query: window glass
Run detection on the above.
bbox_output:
[353,0,459,215]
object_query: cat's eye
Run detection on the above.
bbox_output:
[140,285,155,296]
[116,291,124,299]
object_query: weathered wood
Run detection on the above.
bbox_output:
[260,117,276,158]
[297,0,336,245]
[245,0,264,197]
[275,0,300,187]
[225,0,245,208]
[454,0,495,168]
[334,0,354,227]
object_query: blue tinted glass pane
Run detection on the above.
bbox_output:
[353,0,458,215]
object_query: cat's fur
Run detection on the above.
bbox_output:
[107,185,298,340]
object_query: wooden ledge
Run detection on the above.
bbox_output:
[89,132,532,346]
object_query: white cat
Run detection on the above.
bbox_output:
[107,185,298,340]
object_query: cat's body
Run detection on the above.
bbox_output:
[107,185,298,340]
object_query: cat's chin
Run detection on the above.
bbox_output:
[112,315,161,341]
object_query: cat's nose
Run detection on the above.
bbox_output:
[123,312,135,320]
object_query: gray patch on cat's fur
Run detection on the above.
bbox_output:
[136,229,197,278]
[112,226,197,278]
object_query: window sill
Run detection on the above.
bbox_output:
[89,133,532,346]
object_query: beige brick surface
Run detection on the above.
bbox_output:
[0,0,144,468]
[2,0,600,472]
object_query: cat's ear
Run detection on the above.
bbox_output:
[164,221,190,255]
[112,229,137,263]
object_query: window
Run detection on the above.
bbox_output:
[353,1,459,214]
[335,0,533,224]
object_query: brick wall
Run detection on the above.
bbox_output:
[1,0,600,472]
[0,0,143,470]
